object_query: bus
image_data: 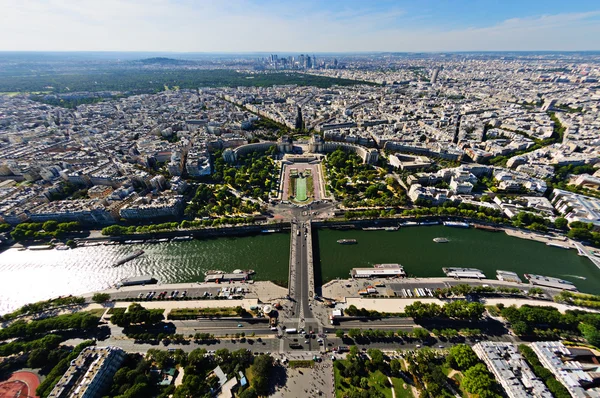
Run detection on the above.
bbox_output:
[286,328,298,334]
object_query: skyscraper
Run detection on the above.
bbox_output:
[431,68,440,84]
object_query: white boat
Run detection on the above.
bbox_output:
[546,242,570,250]
[443,221,470,228]
[433,237,449,243]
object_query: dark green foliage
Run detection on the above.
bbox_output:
[566,221,600,247]
[404,300,485,320]
[249,354,273,396]
[325,149,407,208]
[380,201,505,224]
[462,363,501,398]
[511,211,549,231]
[0,70,371,94]
[103,354,165,398]
[0,312,99,341]
[110,303,164,327]
[579,323,600,347]
[502,305,600,344]
[0,296,85,322]
[0,334,63,357]
[405,349,456,397]
[92,293,111,303]
[446,344,479,371]
[10,221,81,241]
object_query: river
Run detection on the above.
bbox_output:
[1,226,599,314]
[0,233,290,314]
[314,226,600,294]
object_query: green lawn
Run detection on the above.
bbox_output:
[295,177,308,201]
[392,377,415,398]
[334,361,393,398]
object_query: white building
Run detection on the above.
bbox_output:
[473,342,552,398]
[552,188,600,229]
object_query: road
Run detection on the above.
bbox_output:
[170,318,273,336]
[289,219,318,334]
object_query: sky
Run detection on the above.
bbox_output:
[1,0,599,52]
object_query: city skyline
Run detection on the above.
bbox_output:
[1,0,600,52]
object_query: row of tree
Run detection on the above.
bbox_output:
[501,304,600,344]
[110,303,164,327]
[404,300,486,320]
[10,221,81,241]
[0,296,85,322]
[0,312,99,341]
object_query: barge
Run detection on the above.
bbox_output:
[546,242,571,250]
[28,245,54,250]
[113,250,144,267]
[473,224,502,232]
[524,274,578,291]
[120,275,158,286]
[443,221,470,228]
[443,267,485,279]
[496,270,522,283]
[172,236,193,241]
[351,263,405,278]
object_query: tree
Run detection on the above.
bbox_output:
[447,344,479,371]
[579,323,600,347]
[249,354,273,396]
[412,328,430,340]
[238,387,258,398]
[463,363,498,397]
[511,321,530,336]
[335,329,345,338]
[42,220,59,232]
[92,293,111,303]
[367,349,384,368]
[554,217,568,230]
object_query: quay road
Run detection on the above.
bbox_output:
[170,318,272,336]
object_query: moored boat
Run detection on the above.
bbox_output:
[112,250,145,267]
[204,270,225,276]
[524,273,578,291]
[443,221,470,228]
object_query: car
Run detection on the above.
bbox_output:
[138,293,144,298]
[416,344,421,348]
[237,324,243,327]
[438,345,444,348]
[304,340,309,343]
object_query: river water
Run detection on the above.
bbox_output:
[315,226,600,294]
[1,226,598,314]
[0,233,290,314]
